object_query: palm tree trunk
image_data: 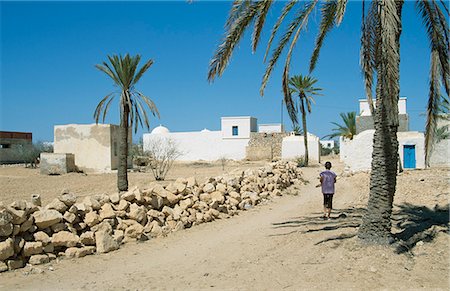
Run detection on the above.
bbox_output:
[358,87,397,244]
[300,97,309,166]
[118,105,129,191]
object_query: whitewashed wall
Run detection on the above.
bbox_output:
[143,131,250,161]
[259,124,284,133]
[54,124,129,173]
[430,140,450,167]
[281,133,320,162]
[221,117,257,139]
[340,130,426,171]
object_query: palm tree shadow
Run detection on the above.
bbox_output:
[270,203,449,250]
[392,203,449,254]
[270,207,366,244]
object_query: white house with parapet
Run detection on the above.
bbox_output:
[143,116,320,162]
[320,140,335,149]
[340,98,426,171]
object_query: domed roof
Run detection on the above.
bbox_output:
[151,125,170,134]
[200,128,210,132]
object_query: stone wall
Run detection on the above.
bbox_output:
[246,132,287,161]
[0,161,304,272]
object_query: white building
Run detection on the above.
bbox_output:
[320,140,335,149]
[143,116,321,162]
[340,98,426,171]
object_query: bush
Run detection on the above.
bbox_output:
[295,155,307,167]
[144,137,183,180]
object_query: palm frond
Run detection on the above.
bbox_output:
[424,49,442,166]
[263,0,297,62]
[208,1,260,82]
[252,0,273,53]
[94,93,115,124]
[226,0,252,29]
[378,0,401,126]
[134,58,154,86]
[360,0,378,115]
[260,1,317,96]
[309,0,337,73]
[335,0,348,25]
[282,1,318,119]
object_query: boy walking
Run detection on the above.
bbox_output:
[319,161,337,220]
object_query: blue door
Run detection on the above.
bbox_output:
[403,145,416,169]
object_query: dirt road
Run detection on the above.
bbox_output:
[0,162,448,290]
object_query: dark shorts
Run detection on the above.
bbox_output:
[323,194,334,209]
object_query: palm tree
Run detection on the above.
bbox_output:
[95,54,160,191]
[288,75,322,166]
[208,1,449,244]
[324,112,356,140]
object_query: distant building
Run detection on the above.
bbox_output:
[143,116,320,162]
[0,131,33,164]
[341,97,426,171]
[320,140,335,149]
[53,124,131,173]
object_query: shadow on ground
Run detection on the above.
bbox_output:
[270,203,449,252]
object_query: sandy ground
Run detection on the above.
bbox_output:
[0,158,449,290]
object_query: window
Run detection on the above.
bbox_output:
[0,144,11,149]
[232,126,238,136]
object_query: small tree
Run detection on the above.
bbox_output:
[145,137,182,180]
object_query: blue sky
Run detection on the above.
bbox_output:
[1,1,433,143]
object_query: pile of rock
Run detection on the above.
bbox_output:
[0,161,303,272]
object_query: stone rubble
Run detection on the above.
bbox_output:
[0,160,303,271]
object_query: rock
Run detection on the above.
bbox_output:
[199,193,212,203]
[7,259,24,270]
[10,200,28,210]
[203,183,215,193]
[43,243,54,253]
[186,177,197,188]
[161,206,174,217]
[51,222,67,233]
[210,191,225,204]
[109,192,120,204]
[0,262,8,272]
[59,193,77,207]
[63,211,77,224]
[34,231,51,245]
[46,198,68,213]
[179,198,193,210]
[6,206,27,225]
[33,209,63,229]
[65,246,96,258]
[13,237,25,253]
[113,230,124,244]
[124,224,144,239]
[91,221,113,234]
[229,191,241,200]
[99,203,116,220]
[0,238,14,261]
[31,194,42,207]
[173,205,183,220]
[23,241,44,256]
[74,203,87,213]
[196,212,204,222]
[83,196,101,210]
[19,216,34,233]
[128,204,146,222]
[150,195,164,210]
[116,199,130,211]
[80,231,96,246]
[0,209,13,236]
[121,190,136,202]
[84,211,100,227]
[216,183,227,193]
[28,254,49,265]
[166,192,179,205]
[150,223,163,237]
[152,184,169,198]
[52,231,80,247]
[68,205,78,214]
[95,231,119,253]
[228,197,240,206]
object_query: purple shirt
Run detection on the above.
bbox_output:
[320,170,337,194]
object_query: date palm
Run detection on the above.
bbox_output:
[208,0,449,244]
[95,54,159,191]
[288,75,322,166]
[324,112,356,140]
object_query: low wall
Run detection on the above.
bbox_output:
[0,161,304,272]
[40,153,76,175]
[281,134,321,163]
[246,132,287,161]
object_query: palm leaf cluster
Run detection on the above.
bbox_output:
[325,111,356,140]
[94,54,160,133]
[208,0,449,165]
